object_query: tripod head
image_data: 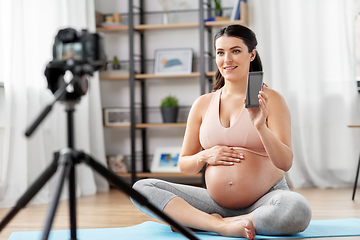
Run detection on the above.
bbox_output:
[45,61,92,102]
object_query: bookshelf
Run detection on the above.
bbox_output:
[98,0,248,183]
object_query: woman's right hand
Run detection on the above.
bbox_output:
[201,146,244,166]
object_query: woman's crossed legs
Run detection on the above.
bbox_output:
[131,178,311,239]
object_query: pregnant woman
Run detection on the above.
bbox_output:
[132,24,311,240]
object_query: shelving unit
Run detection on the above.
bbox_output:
[98,0,248,184]
[97,25,129,32]
[99,73,200,80]
[96,16,247,32]
[99,75,129,80]
[134,22,199,31]
[135,73,201,79]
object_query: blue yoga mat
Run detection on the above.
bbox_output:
[8,218,360,240]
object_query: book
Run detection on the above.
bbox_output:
[234,3,240,20]
[231,0,247,21]
[204,16,231,22]
[240,1,248,24]
[230,0,240,21]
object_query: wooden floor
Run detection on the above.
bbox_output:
[0,187,360,240]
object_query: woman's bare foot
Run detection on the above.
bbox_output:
[219,217,256,240]
[212,213,256,240]
[172,213,255,239]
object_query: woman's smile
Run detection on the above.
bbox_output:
[223,66,238,71]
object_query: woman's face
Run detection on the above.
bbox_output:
[215,36,256,82]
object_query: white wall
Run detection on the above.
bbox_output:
[95,0,235,169]
[0,87,4,128]
[0,87,4,165]
[356,0,360,78]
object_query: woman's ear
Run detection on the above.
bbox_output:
[250,49,257,62]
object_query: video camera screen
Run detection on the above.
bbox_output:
[55,42,82,61]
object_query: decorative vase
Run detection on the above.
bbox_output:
[161,107,178,123]
[112,63,120,70]
[215,9,223,17]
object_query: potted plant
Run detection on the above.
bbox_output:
[214,0,222,16]
[160,95,179,123]
[112,56,121,70]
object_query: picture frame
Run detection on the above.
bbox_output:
[103,108,131,126]
[151,147,182,173]
[154,48,193,75]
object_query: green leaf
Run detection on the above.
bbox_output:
[214,0,221,10]
[113,56,120,64]
[160,95,179,107]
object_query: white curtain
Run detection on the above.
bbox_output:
[0,0,109,208]
[250,0,359,188]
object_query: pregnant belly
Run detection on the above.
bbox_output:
[205,149,284,209]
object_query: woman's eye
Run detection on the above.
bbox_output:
[217,51,224,55]
[233,49,240,53]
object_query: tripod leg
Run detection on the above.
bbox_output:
[82,153,199,240]
[68,165,77,239]
[352,154,360,200]
[0,152,60,231]
[41,151,73,240]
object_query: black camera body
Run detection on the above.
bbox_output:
[45,28,107,97]
[52,28,106,70]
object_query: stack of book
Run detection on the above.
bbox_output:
[230,0,247,21]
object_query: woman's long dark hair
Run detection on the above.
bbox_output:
[213,25,262,91]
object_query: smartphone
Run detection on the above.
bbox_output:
[245,71,263,108]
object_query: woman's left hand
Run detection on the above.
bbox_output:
[246,85,269,129]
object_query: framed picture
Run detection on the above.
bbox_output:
[103,108,131,126]
[154,48,193,75]
[151,147,182,173]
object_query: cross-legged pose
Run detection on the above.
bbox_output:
[132,24,312,240]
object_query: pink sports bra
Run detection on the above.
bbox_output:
[199,88,268,157]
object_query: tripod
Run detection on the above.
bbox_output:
[0,70,199,240]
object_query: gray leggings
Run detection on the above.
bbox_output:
[131,177,312,235]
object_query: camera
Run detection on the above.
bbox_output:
[45,28,107,96]
[52,28,106,70]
